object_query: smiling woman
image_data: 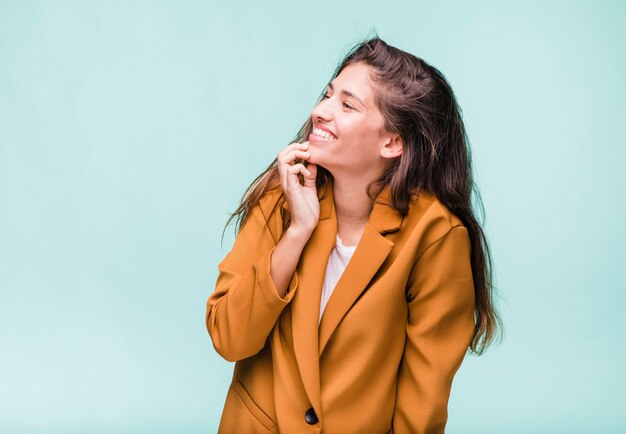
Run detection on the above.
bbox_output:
[206,33,502,433]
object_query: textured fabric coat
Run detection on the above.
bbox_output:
[206,179,475,433]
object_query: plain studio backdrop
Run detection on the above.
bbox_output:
[1,1,624,433]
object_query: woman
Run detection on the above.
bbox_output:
[206,35,502,433]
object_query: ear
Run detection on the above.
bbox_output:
[380,133,403,159]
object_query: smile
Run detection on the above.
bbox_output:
[311,127,337,140]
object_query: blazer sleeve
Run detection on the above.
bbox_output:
[205,192,299,362]
[391,225,475,434]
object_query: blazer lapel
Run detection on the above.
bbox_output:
[317,183,404,356]
[280,179,404,414]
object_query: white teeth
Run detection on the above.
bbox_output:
[313,127,335,139]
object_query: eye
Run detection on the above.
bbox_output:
[321,93,354,110]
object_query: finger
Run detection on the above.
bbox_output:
[277,145,303,176]
[287,163,309,187]
[287,163,309,175]
[294,150,311,160]
[277,141,310,195]
[301,163,317,187]
[279,150,311,168]
[278,141,309,159]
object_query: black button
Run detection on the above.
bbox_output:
[305,407,318,424]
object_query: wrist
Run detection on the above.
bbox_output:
[285,225,313,243]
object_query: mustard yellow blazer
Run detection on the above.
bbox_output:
[206,179,475,433]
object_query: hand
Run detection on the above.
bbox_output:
[276,141,319,234]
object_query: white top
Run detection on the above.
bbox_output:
[319,234,357,324]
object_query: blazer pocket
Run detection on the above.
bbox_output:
[232,380,277,431]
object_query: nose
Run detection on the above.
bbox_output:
[310,97,332,122]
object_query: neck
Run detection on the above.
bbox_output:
[332,177,381,226]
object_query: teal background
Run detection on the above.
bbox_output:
[1,1,624,433]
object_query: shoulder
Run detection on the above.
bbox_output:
[245,185,286,244]
[403,191,468,254]
[257,184,284,218]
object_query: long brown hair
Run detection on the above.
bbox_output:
[220,34,503,355]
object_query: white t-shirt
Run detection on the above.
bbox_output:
[319,234,357,324]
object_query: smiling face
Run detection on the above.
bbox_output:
[307,62,402,178]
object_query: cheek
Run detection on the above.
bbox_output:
[340,125,381,153]
[339,120,374,143]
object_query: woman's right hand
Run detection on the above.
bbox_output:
[276,141,319,236]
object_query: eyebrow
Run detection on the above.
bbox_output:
[327,82,365,107]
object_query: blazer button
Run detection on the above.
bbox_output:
[305,407,318,424]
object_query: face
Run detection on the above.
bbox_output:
[307,62,402,177]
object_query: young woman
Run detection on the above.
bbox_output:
[206,35,502,433]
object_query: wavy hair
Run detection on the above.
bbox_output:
[220,34,503,355]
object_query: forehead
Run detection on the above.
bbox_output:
[330,63,375,107]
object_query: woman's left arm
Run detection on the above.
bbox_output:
[391,225,476,434]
